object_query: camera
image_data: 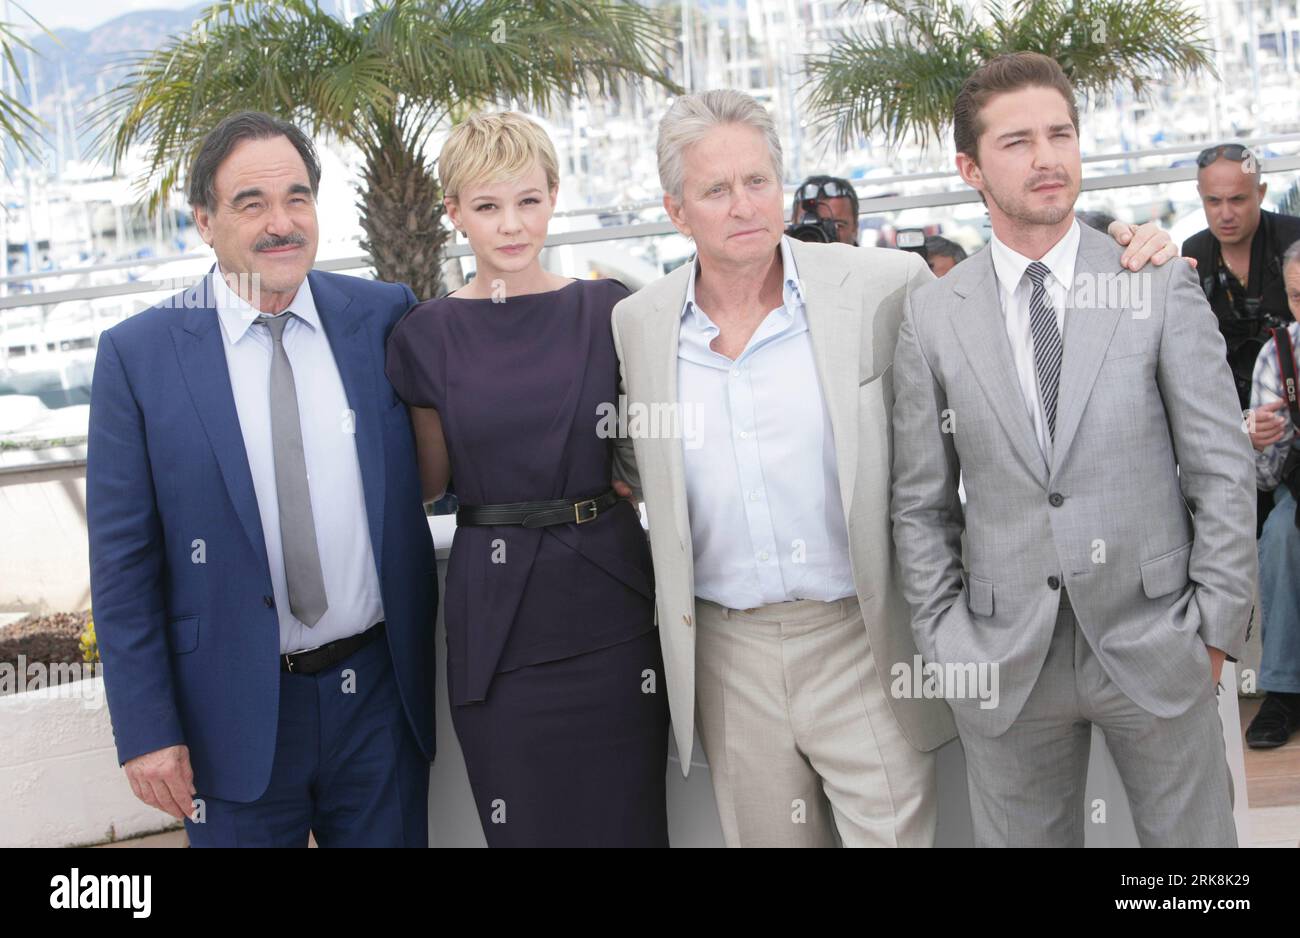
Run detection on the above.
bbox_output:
[786,210,840,243]
[895,228,928,261]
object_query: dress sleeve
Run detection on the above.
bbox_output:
[384,302,442,409]
[602,277,633,305]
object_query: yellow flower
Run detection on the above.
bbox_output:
[79,611,99,664]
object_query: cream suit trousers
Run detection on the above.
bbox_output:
[694,594,936,847]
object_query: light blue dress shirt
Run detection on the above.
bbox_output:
[677,236,856,610]
[213,269,384,654]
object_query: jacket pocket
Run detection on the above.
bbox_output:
[167,615,199,655]
[1140,541,1193,598]
[966,574,994,617]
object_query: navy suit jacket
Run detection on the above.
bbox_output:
[87,269,436,803]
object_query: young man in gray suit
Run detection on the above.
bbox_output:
[611,87,1184,847]
[891,53,1256,847]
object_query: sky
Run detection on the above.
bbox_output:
[13,0,198,32]
[12,0,351,33]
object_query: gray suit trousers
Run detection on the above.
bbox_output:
[955,590,1237,847]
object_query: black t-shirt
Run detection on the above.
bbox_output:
[1182,209,1300,408]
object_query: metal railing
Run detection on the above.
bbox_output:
[4,154,1300,476]
[7,154,1300,312]
[5,132,1299,309]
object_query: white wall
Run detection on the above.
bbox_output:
[0,448,91,614]
[0,678,179,847]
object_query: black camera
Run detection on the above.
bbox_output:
[895,228,928,261]
[1204,266,1293,406]
[785,210,839,243]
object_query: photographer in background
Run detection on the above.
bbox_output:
[923,235,966,276]
[1184,143,1300,534]
[787,174,859,244]
[1183,144,1300,410]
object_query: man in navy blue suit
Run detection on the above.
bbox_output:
[87,111,437,846]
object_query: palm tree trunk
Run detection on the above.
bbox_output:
[357,135,448,302]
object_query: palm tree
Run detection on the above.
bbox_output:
[805,0,1215,151]
[92,0,681,299]
[0,2,50,162]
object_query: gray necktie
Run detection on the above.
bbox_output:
[256,312,328,627]
[1026,260,1063,440]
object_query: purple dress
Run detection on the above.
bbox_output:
[386,277,669,846]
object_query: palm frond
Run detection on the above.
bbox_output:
[89,0,680,210]
[0,2,54,163]
[806,0,1215,152]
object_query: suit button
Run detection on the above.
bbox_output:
[1047,576,1060,590]
[263,595,275,608]
[1049,492,1064,507]
[682,613,693,627]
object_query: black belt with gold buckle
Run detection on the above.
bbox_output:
[282,621,385,675]
[456,488,619,528]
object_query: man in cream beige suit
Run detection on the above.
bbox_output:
[610,88,1183,847]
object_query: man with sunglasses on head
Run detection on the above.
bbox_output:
[1185,144,1300,541]
[1182,143,1300,414]
[788,175,861,245]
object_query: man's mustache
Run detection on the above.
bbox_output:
[254,233,308,251]
[1025,172,1072,191]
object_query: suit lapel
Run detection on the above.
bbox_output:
[171,273,271,573]
[311,271,388,578]
[790,240,862,517]
[949,250,1050,487]
[1049,231,1124,476]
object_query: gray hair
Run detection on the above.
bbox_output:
[188,110,321,212]
[1284,239,1300,272]
[656,89,783,202]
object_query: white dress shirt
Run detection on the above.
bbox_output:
[677,236,856,611]
[213,269,384,654]
[988,219,1081,460]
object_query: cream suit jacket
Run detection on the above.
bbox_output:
[611,239,958,772]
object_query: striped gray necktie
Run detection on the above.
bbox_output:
[1025,260,1063,440]
[255,311,329,627]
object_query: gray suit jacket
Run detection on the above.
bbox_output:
[890,223,1257,737]
[613,239,957,772]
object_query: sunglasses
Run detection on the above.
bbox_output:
[794,180,856,203]
[1196,143,1255,168]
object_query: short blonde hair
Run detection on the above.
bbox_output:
[438,111,560,200]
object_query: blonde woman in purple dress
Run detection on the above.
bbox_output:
[385,112,668,846]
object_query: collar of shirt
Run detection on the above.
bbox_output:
[989,217,1081,309]
[213,266,320,345]
[680,235,806,363]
